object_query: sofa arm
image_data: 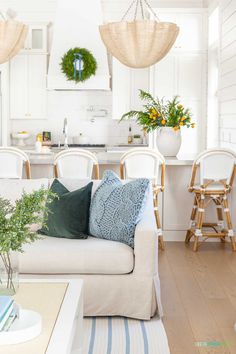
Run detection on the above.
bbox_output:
[133,185,158,276]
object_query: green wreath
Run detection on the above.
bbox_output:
[61,47,97,83]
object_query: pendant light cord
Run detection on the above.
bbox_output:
[121,0,137,21]
[143,0,160,21]
[121,0,160,22]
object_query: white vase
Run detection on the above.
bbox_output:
[156,127,182,157]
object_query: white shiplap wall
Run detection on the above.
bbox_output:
[219,0,236,149]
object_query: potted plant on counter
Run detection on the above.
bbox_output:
[0,188,54,295]
[120,90,195,156]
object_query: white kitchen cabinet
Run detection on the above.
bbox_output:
[112,58,149,120]
[9,55,28,119]
[157,9,207,52]
[9,54,47,120]
[28,55,47,119]
[112,8,207,128]
[150,53,206,154]
[150,9,207,154]
[23,24,48,53]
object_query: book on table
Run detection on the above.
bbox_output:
[0,296,14,331]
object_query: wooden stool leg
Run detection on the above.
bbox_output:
[153,192,164,251]
[193,194,205,252]
[185,195,197,244]
[216,200,225,242]
[223,195,236,251]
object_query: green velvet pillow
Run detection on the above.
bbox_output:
[40,179,93,239]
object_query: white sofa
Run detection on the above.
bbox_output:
[0,178,162,320]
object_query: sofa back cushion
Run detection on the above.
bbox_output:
[40,179,93,239]
[0,179,49,203]
[89,170,150,248]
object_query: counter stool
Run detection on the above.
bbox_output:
[0,147,31,179]
[120,147,165,250]
[54,148,99,179]
[185,148,236,252]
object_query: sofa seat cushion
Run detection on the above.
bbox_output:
[20,236,134,275]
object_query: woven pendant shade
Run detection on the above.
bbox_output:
[0,19,28,64]
[99,20,179,68]
[99,0,179,68]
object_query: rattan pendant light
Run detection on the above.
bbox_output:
[99,0,179,68]
[0,15,28,64]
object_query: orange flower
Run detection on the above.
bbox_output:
[191,123,195,128]
[161,119,166,125]
[173,126,179,131]
[179,122,184,126]
[151,108,157,115]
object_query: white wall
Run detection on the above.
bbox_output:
[1,0,208,146]
[219,0,236,149]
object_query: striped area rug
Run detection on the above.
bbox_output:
[83,316,170,354]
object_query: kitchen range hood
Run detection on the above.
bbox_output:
[47,0,110,90]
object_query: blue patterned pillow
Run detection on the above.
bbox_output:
[89,170,150,248]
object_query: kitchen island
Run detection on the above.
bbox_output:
[18,148,236,242]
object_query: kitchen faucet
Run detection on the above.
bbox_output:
[63,117,68,148]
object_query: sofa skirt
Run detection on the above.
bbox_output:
[20,272,162,320]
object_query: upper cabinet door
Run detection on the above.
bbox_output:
[10,54,47,120]
[112,58,131,120]
[156,9,207,51]
[9,55,28,119]
[28,55,47,119]
[174,13,206,51]
[23,24,47,53]
[150,55,175,99]
[130,68,149,111]
[112,58,149,119]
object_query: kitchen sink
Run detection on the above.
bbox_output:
[51,144,106,153]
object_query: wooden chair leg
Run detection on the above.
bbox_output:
[94,164,100,180]
[54,164,58,178]
[153,192,164,251]
[25,160,31,179]
[223,195,236,251]
[185,195,197,244]
[193,194,205,252]
[215,201,225,242]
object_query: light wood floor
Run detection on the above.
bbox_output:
[159,242,236,354]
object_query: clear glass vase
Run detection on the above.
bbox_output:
[0,251,19,295]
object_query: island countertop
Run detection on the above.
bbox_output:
[24,150,196,166]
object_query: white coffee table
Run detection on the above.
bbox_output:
[0,278,83,354]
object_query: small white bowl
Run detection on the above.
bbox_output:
[12,133,30,146]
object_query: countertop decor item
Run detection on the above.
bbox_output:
[0,11,28,64]
[121,90,195,156]
[133,134,142,144]
[11,132,30,147]
[0,189,54,295]
[99,0,179,68]
[42,131,52,146]
[61,47,97,83]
